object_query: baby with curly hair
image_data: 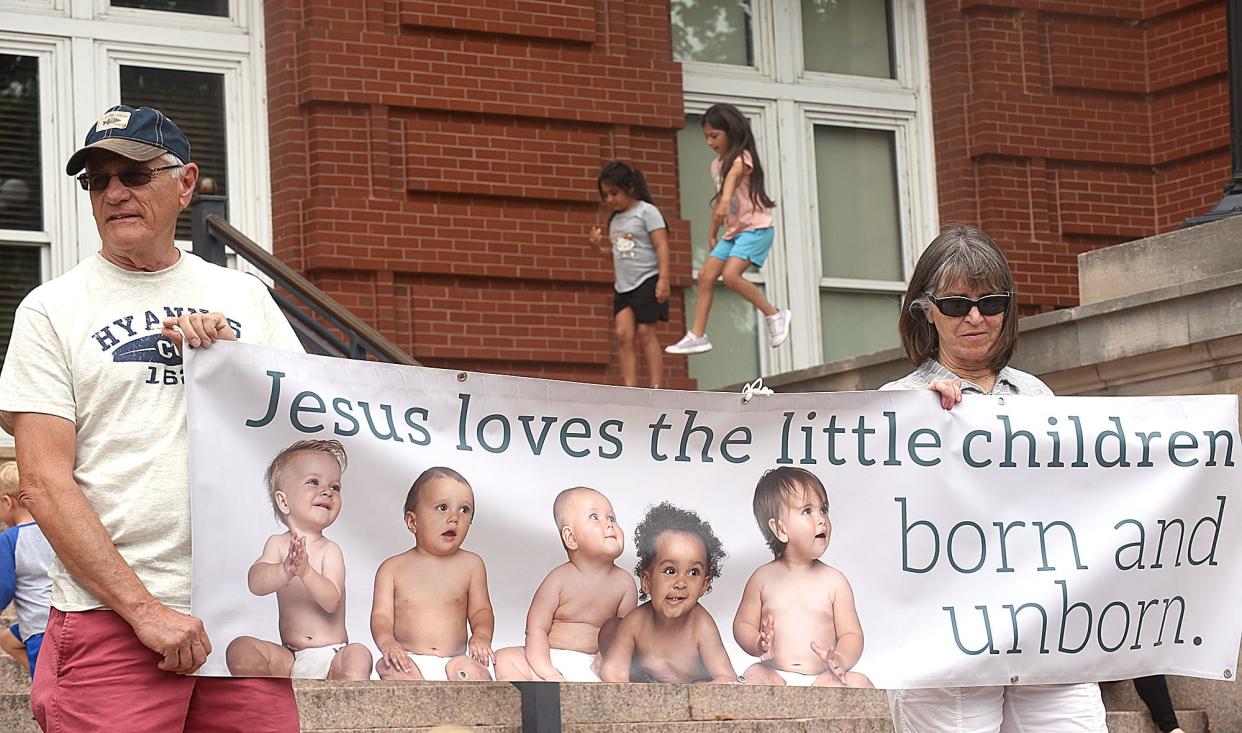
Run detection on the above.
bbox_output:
[598,501,737,683]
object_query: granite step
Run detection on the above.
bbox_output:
[0,653,29,693]
[0,677,1213,733]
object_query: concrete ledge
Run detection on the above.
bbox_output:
[1078,216,1242,305]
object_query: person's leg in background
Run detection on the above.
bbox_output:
[0,624,29,675]
[1133,675,1184,733]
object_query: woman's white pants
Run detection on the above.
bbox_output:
[888,683,1107,733]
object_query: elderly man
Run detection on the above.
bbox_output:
[0,105,304,731]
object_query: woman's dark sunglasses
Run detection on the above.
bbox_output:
[77,164,183,192]
[928,292,1011,317]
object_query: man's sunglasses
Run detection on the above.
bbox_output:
[927,292,1011,317]
[77,164,183,192]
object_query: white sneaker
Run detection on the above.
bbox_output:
[766,308,791,348]
[666,331,713,355]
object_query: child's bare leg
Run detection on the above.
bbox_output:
[226,636,294,677]
[0,627,29,674]
[328,643,373,681]
[720,257,778,317]
[614,308,639,387]
[493,646,535,681]
[636,322,662,388]
[741,662,784,685]
[376,655,424,680]
[447,654,492,680]
[690,257,726,336]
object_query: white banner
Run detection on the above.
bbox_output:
[187,343,1242,688]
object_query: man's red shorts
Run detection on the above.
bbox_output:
[31,608,300,732]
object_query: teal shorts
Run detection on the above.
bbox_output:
[710,227,775,268]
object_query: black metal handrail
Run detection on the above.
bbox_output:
[189,189,418,365]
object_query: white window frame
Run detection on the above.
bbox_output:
[0,34,76,278]
[678,0,938,375]
[0,0,271,271]
[673,0,776,81]
[796,107,922,347]
[0,0,64,15]
[97,0,243,32]
[0,34,71,452]
[101,43,269,254]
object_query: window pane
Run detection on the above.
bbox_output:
[671,0,754,66]
[0,55,43,232]
[121,66,227,240]
[814,125,902,281]
[0,245,41,372]
[802,0,893,78]
[685,285,761,389]
[819,291,900,362]
[111,0,228,16]
[677,114,719,271]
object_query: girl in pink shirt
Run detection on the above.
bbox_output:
[667,103,791,356]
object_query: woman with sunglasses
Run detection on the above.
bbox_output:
[881,225,1109,732]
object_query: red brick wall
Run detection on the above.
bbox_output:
[927,0,1231,311]
[264,0,691,384]
[266,0,1233,379]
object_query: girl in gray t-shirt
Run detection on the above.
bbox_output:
[589,162,670,388]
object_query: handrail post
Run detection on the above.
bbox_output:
[511,681,560,733]
[191,178,228,266]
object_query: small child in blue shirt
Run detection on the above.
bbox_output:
[0,460,53,677]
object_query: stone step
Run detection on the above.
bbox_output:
[0,678,1213,733]
[1076,214,1242,305]
[0,685,1213,733]
[1106,709,1208,733]
[295,682,521,731]
[1,693,38,733]
[0,653,29,693]
[561,684,894,724]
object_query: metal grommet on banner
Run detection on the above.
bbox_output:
[1009,675,1019,684]
[1226,669,1234,679]
[740,377,774,405]
[997,397,1006,406]
[457,372,468,382]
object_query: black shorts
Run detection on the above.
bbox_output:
[613,276,669,324]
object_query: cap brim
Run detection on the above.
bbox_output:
[65,139,168,175]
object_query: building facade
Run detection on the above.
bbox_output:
[0,0,1231,391]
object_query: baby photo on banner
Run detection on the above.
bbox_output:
[185,342,1242,687]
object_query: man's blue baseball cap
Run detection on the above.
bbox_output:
[65,105,192,175]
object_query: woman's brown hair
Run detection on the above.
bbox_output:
[897,225,1019,374]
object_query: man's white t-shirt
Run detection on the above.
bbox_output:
[0,251,303,613]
